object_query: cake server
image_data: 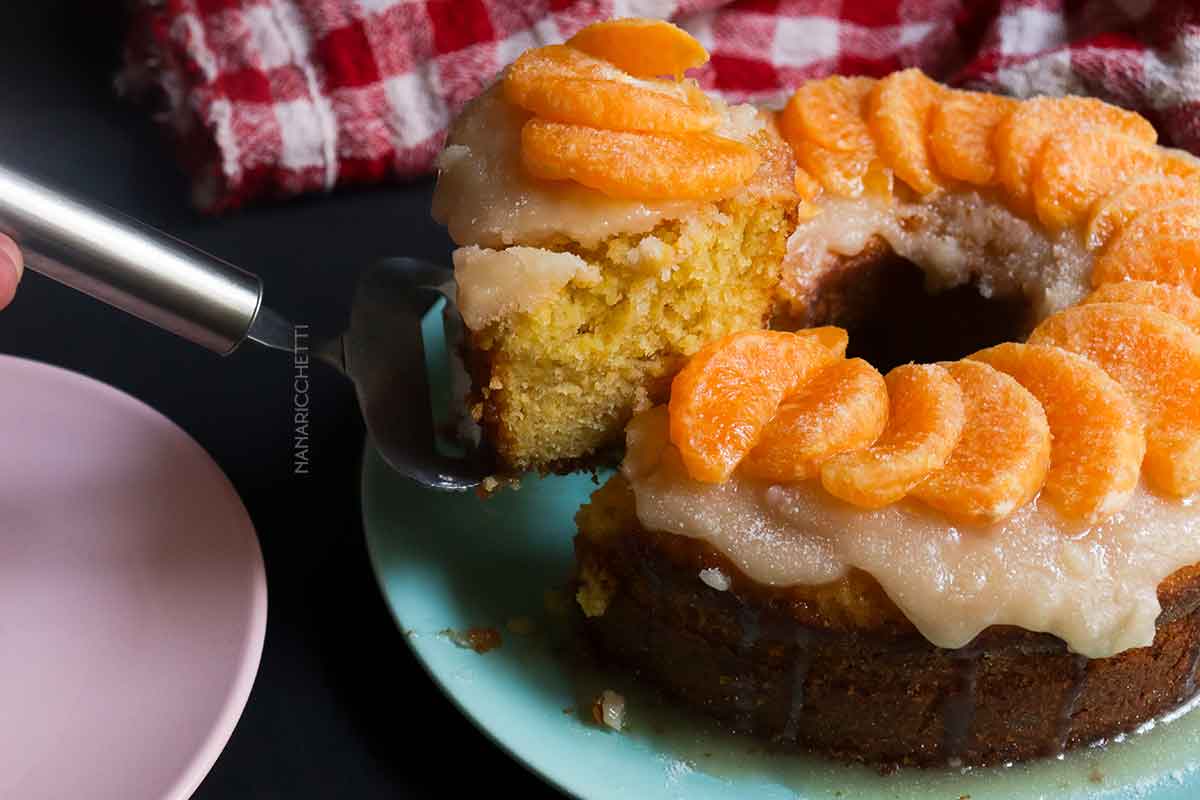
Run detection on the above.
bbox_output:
[0,162,492,490]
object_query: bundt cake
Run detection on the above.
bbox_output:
[430,17,1200,768]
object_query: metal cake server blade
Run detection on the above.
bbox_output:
[249,257,494,490]
[0,163,493,491]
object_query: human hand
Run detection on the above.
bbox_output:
[0,234,21,309]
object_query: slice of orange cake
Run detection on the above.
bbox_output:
[432,21,797,474]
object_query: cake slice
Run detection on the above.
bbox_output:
[432,27,796,475]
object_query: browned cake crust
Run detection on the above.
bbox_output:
[574,476,1200,767]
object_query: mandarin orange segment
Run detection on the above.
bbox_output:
[862,158,895,201]
[565,18,708,79]
[794,139,874,198]
[793,165,822,203]
[521,120,760,201]
[928,90,1017,185]
[969,343,1145,521]
[742,359,888,483]
[819,363,966,508]
[1029,302,1200,497]
[796,325,849,357]
[1085,176,1200,250]
[866,68,945,195]
[1092,201,1200,295]
[668,330,842,483]
[796,200,823,222]
[1164,148,1200,181]
[1032,129,1163,230]
[791,142,825,216]
[781,76,876,152]
[910,360,1050,523]
[1083,281,1200,335]
[503,45,718,133]
[993,96,1156,217]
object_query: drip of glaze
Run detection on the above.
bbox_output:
[940,645,981,766]
[778,629,816,743]
[1048,654,1090,757]
[731,602,762,733]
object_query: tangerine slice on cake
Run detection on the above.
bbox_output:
[1085,175,1199,250]
[867,68,945,195]
[928,91,1017,185]
[521,120,760,201]
[993,96,1156,216]
[793,139,875,198]
[1082,281,1200,335]
[566,18,708,79]
[796,325,850,357]
[970,342,1146,521]
[742,358,888,483]
[793,165,823,203]
[1032,129,1162,230]
[1030,302,1200,497]
[910,360,1051,524]
[669,330,842,483]
[781,76,876,152]
[820,363,966,508]
[504,45,718,133]
[1092,201,1200,295]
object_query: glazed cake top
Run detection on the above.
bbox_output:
[431,84,702,251]
[624,405,1200,659]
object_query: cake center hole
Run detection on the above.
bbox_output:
[805,256,1035,373]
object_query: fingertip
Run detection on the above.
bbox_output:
[0,236,20,309]
[0,235,21,277]
[0,263,16,310]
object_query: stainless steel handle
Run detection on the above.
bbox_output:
[0,163,263,354]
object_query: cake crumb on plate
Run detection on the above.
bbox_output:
[592,690,626,731]
[699,567,731,591]
[443,626,502,654]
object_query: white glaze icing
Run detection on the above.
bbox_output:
[624,406,1200,659]
[452,245,601,330]
[431,85,702,250]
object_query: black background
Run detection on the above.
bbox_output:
[2,4,558,797]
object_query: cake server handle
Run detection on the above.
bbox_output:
[0,162,491,489]
[0,162,263,355]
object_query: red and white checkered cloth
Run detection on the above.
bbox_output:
[121,0,1200,212]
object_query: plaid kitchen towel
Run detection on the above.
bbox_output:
[120,0,1200,212]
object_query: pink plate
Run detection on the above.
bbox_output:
[0,356,266,800]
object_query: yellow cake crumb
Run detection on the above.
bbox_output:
[467,197,792,472]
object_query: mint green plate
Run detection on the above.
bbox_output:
[361,315,1200,799]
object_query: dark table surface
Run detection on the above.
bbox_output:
[2,5,558,797]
